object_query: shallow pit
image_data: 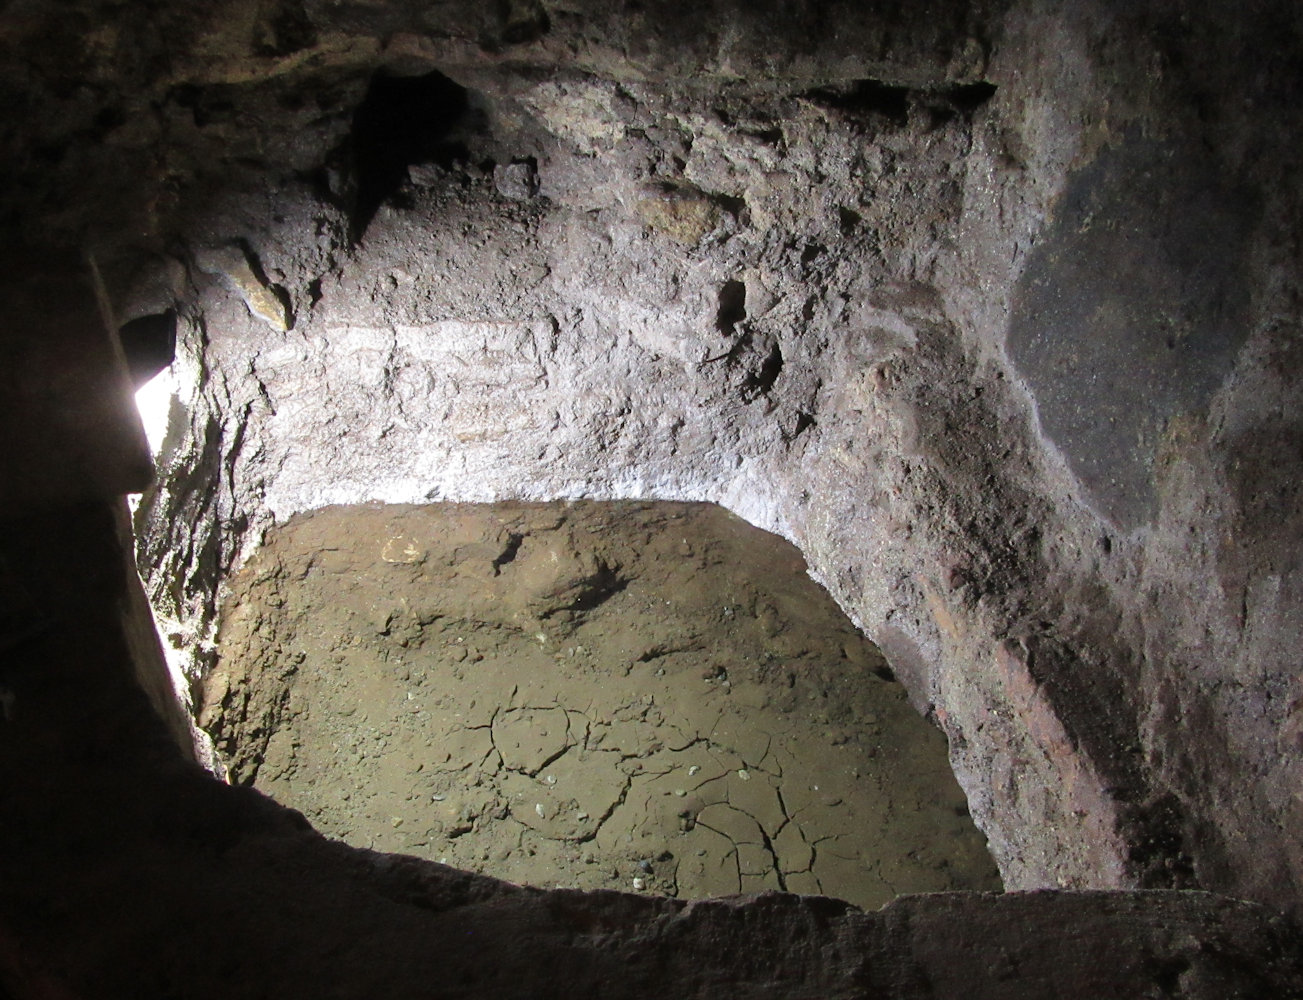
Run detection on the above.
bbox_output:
[201,500,999,909]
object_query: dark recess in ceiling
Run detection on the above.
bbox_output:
[349,69,482,238]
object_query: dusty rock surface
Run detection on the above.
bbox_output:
[91,0,1301,913]
[203,501,999,908]
[3,0,1302,936]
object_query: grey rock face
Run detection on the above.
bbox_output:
[1008,137,1256,529]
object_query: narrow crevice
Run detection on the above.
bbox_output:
[715,279,747,335]
[491,533,524,574]
[786,411,816,443]
[938,80,997,113]
[759,826,787,892]
[636,641,705,662]
[575,775,633,843]
[803,79,910,126]
[541,563,628,615]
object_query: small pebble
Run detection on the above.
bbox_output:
[737,769,750,781]
[632,877,646,891]
[535,803,546,818]
[688,765,700,776]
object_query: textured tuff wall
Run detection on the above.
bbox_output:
[2,0,1300,919]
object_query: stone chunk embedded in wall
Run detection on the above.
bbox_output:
[194,244,294,333]
[493,158,540,201]
[634,183,726,245]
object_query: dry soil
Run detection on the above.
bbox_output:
[201,501,1000,909]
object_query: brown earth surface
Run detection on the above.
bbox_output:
[201,500,1000,910]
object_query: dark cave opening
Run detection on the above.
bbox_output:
[348,68,484,237]
[117,310,177,390]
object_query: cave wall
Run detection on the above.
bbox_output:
[3,0,1300,915]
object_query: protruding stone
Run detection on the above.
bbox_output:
[635,184,722,245]
[494,159,540,201]
[194,244,292,332]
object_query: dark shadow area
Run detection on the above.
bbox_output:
[742,340,784,401]
[1008,135,1258,528]
[117,311,177,390]
[804,79,910,126]
[716,279,747,335]
[804,79,995,130]
[252,0,317,58]
[349,69,481,238]
[924,81,998,127]
[942,81,998,112]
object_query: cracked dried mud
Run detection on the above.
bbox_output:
[202,501,1000,909]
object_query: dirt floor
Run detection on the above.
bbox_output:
[200,501,1000,910]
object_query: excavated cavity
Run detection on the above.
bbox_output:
[1,0,1301,992]
[349,69,484,236]
[200,501,1001,909]
[801,78,997,129]
[805,80,912,126]
[113,0,1303,917]
[715,279,747,335]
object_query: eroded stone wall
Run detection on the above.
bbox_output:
[2,0,1296,912]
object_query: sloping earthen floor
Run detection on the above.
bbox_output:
[0,501,1299,999]
[200,501,999,908]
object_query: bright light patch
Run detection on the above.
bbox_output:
[135,366,174,456]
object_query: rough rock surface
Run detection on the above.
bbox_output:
[1,0,1302,989]
[77,0,1298,911]
[202,501,1000,907]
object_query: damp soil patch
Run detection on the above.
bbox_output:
[200,501,1000,909]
